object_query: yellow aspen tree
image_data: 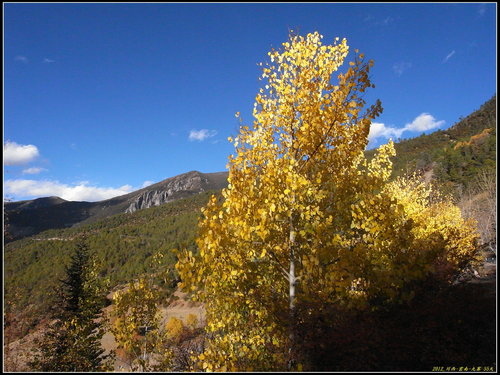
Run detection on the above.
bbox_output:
[111,277,163,371]
[176,31,479,372]
[110,251,180,371]
[165,317,185,342]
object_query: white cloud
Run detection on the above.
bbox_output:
[4,141,40,165]
[363,14,374,23]
[188,129,217,141]
[363,14,394,27]
[141,180,154,188]
[368,122,404,142]
[15,55,28,63]
[22,167,47,175]
[442,50,456,64]
[392,61,412,76]
[404,113,445,132]
[368,113,445,143]
[4,179,135,202]
[43,58,55,63]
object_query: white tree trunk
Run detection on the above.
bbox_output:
[288,219,297,370]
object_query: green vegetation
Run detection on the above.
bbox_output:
[29,242,113,371]
[367,95,496,194]
[4,191,217,329]
[435,127,496,192]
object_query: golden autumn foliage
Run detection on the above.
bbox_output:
[176,31,480,372]
[185,313,199,330]
[165,317,185,342]
[110,277,163,371]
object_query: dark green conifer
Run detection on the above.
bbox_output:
[30,242,114,371]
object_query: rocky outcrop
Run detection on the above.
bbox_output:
[125,190,174,213]
[124,172,213,213]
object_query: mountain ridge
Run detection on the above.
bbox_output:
[5,170,229,242]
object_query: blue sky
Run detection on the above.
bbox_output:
[4,3,497,202]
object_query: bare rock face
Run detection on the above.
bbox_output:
[124,172,211,213]
[125,190,171,213]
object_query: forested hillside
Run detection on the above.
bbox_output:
[4,191,217,336]
[369,95,496,193]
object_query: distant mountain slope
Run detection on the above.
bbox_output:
[5,196,67,211]
[5,190,218,326]
[5,171,229,242]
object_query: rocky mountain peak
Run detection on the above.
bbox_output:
[124,171,224,213]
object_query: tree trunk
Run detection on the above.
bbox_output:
[288,215,298,370]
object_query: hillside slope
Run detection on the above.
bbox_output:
[4,190,219,332]
[368,95,496,191]
[5,170,229,242]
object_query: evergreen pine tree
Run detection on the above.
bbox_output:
[30,242,114,371]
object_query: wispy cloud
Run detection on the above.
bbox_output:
[362,14,374,23]
[42,58,56,63]
[3,141,40,165]
[478,4,487,16]
[392,61,412,77]
[368,113,445,144]
[379,16,394,26]
[14,55,29,63]
[442,50,456,64]
[141,180,154,188]
[4,179,135,202]
[363,14,394,27]
[22,167,47,175]
[188,129,217,142]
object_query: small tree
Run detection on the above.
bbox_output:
[165,317,185,342]
[110,251,180,371]
[30,242,113,371]
[176,31,479,371]
[111,277,163,371]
